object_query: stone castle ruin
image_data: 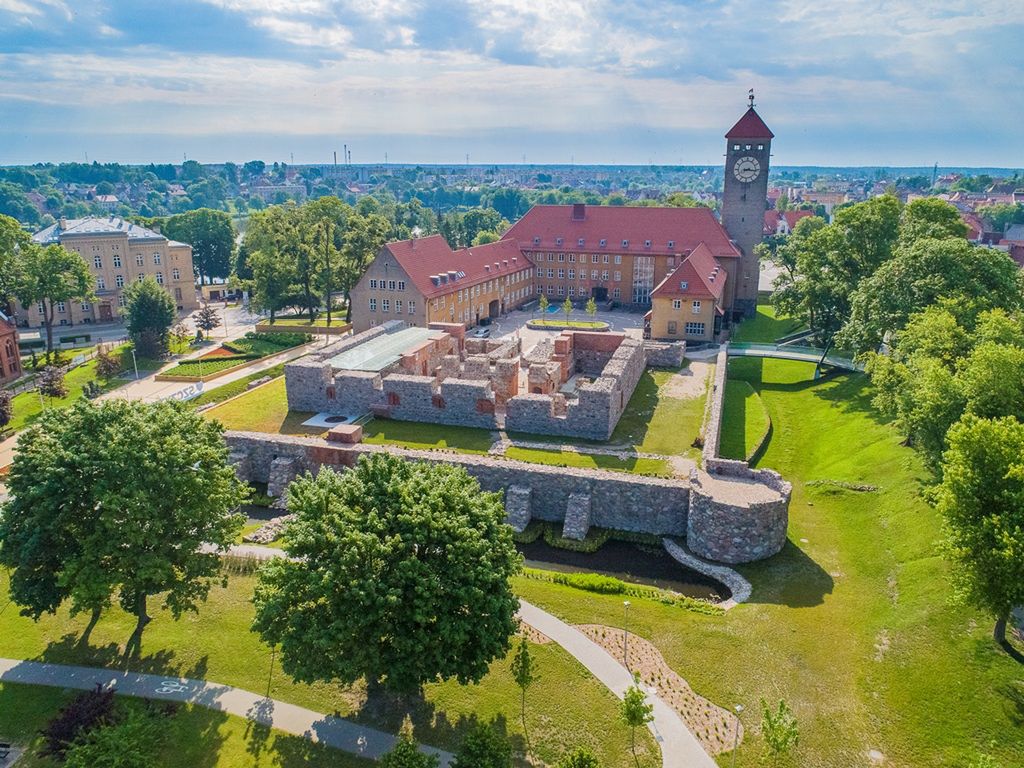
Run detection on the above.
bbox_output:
[285,320,684,440]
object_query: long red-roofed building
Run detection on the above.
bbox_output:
[349,234,535,332]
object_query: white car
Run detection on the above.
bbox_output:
[471,327,490,338]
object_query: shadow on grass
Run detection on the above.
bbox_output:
[163,702,229,768]
[354,685,524,757]
[739,539,834,608]
[609,370,661,447]
[35,631,210,682]
[997,681,1024,727]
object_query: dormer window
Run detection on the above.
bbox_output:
[577,238,584,246]
[644,240,651,248]
[679,281,688,290]
[533,236,541,245]
[621,239,629,248]
[556,237,563,246]
[667,240,675,249]
[599,239,607,247]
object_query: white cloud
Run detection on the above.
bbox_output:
[252,16,352,47]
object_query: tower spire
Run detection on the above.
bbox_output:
[748,88,755,108]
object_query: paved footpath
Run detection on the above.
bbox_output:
[517,600,718,768]
[0,657,452,766]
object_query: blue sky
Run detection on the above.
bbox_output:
[1,0,1022,167]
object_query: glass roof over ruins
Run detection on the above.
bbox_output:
[327,326,445,372]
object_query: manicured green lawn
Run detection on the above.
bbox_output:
[730,302,804,343]
[530,319,608,328]
[0,682,374,768]
[517,312,1024,767]
[191,365,286,408]
[165,356,257,378]
[7,345,131,433]
[718,376,769,461]
[0,572,657,767]
[163,334,307,380]
[361,418,495,454]
[204,378,322,436]
[610,367,708,458]
[505,446,672,476]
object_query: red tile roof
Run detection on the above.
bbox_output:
[725,107,774,139]
[501,204,740,259]
[649,243,726,301]
[763,209,812,235]
[382,235,531,299]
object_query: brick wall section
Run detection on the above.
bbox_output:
[381,375,499,429]
[644,340,686,368]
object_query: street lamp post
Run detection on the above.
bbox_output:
[623,600,631,671]
[731,703,744,768]
[130,347,139,380]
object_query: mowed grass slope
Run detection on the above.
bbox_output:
[519,306,1024,767]
[0,571,657,768]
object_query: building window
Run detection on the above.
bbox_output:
[369,298,377,311]
[668,240,675,250]
[175,287,182,300]
[757,144,764,150]
[733,144,740,150]
[36,302,44,314]
[685,322,705,335]
[408,300,415,314]
[568,269,575,280]
[558,269,564,279]
[153,252,161,265]
[547,254,554,262]
[155,272,164,285]
[613,271,621,282]
[96,276,106,290]
[137,274,145,282]
[621,240,629,248]
[612,287,621,299]
[547,269,554,278]
[370,279,378,289]
[113,255,122,268]
[692,300,701,314]
[558,253,565,262]
[395,299,403,313]
[93,255,102,269]
[135,254,144,266]
[601,270,609,281]
[599,239,606,247]
[668,321,677,334]
[557,286,565,296]
[172,268,180,280]
[115,275,125,288]
[535,268,542,278]
[591,255,599,264]
[117,295,126,308]
[384,299,392,313]
[82,302,91,312]
[398,280,405,291]
[388,280,396,291]
[745,144,752,150]
[591,270,598,280]
[679,281,688,290]
[672,299,682,310]
[603,254,609,264]
[568,286,576,297]
[614,254,621,264]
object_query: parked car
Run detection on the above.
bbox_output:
[471,327,490,338]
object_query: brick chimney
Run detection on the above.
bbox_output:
[572,203,585,220]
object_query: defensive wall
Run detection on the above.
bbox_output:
[224,429,789,564]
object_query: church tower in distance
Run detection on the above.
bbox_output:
[721,90,773,319]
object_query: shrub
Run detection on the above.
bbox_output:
[543,523,610,553]
[40,683,117,759]
[94,346,123,379]
[0,390,12,429]
[512,519,545,544]
[37,365,68,399]
[451,723,512,768]
[62,704,165,768]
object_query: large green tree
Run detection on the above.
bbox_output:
[450,723,512,768]
[0,213,30,305]
[840,238,1024,352]
[0,400,245,651]
[937,415,1024,653]
[251,454,521,692]
[163,208,235,284]
[245,205,301,322]
[16,243,94,356]
[340,212,390,321]
[122,276,177,358]
[303,196,353,326]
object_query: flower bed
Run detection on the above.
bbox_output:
[156,332,310,382]
[526,319,610,331]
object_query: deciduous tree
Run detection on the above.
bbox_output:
[451,723,512,768]
[0,400,245,652]
[937,416,1024,655]
[557,747,600,768]
[16,243,94,357]
[251,455,521,692]
[760,698,799,766]
[379,733,439,768]
[123,276,177,358]
[194,304,221,337]
[620,678,653,766]
[164,208,235,284]
[37,365,68,400]
[509,636,537,748]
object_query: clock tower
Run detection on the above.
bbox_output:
[721,90,773,319]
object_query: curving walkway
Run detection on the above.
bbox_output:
[0,657,453,765]
[727,342,863,371]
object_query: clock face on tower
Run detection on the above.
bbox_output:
[733,156,761,183]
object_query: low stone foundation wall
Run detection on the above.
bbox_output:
[701,345,729,463]
[223,430,790,563]
[644,340,686,369]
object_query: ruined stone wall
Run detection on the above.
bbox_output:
[225,430,791,562]
[381,374,498,429]
[701,345,729,464]
[645,340,686,368]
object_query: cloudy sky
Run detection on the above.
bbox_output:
[1,0,1022,167]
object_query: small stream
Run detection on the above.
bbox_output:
[517,538,728,602]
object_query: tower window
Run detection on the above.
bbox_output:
[745,144,752,150]
[733,144,740,150]
[757,144,764,150]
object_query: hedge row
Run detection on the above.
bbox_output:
[521,567,722,615]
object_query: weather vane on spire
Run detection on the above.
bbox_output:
[748,88,755,108]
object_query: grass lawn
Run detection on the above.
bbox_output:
[505,446,672,476]
[204,378,323,436]
[517,307,1024,767]
[610,366,708,458]
[191,364,286,408]
[0,682,374,768]
[718,376,769,461]
[730,302,804,343]
[0,572,657,767]
[361,417,495,454]
[7,345,131,433]
[162,334,307,380]
[264,313,347,328]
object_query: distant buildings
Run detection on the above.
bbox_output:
[21,216,199,328]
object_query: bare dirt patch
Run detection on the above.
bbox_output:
[517,620,552,645]
[577,624,740,754]
[201,346,238,359]
[662,361,712,400]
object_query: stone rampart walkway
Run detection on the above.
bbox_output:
[0,658,452,766]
